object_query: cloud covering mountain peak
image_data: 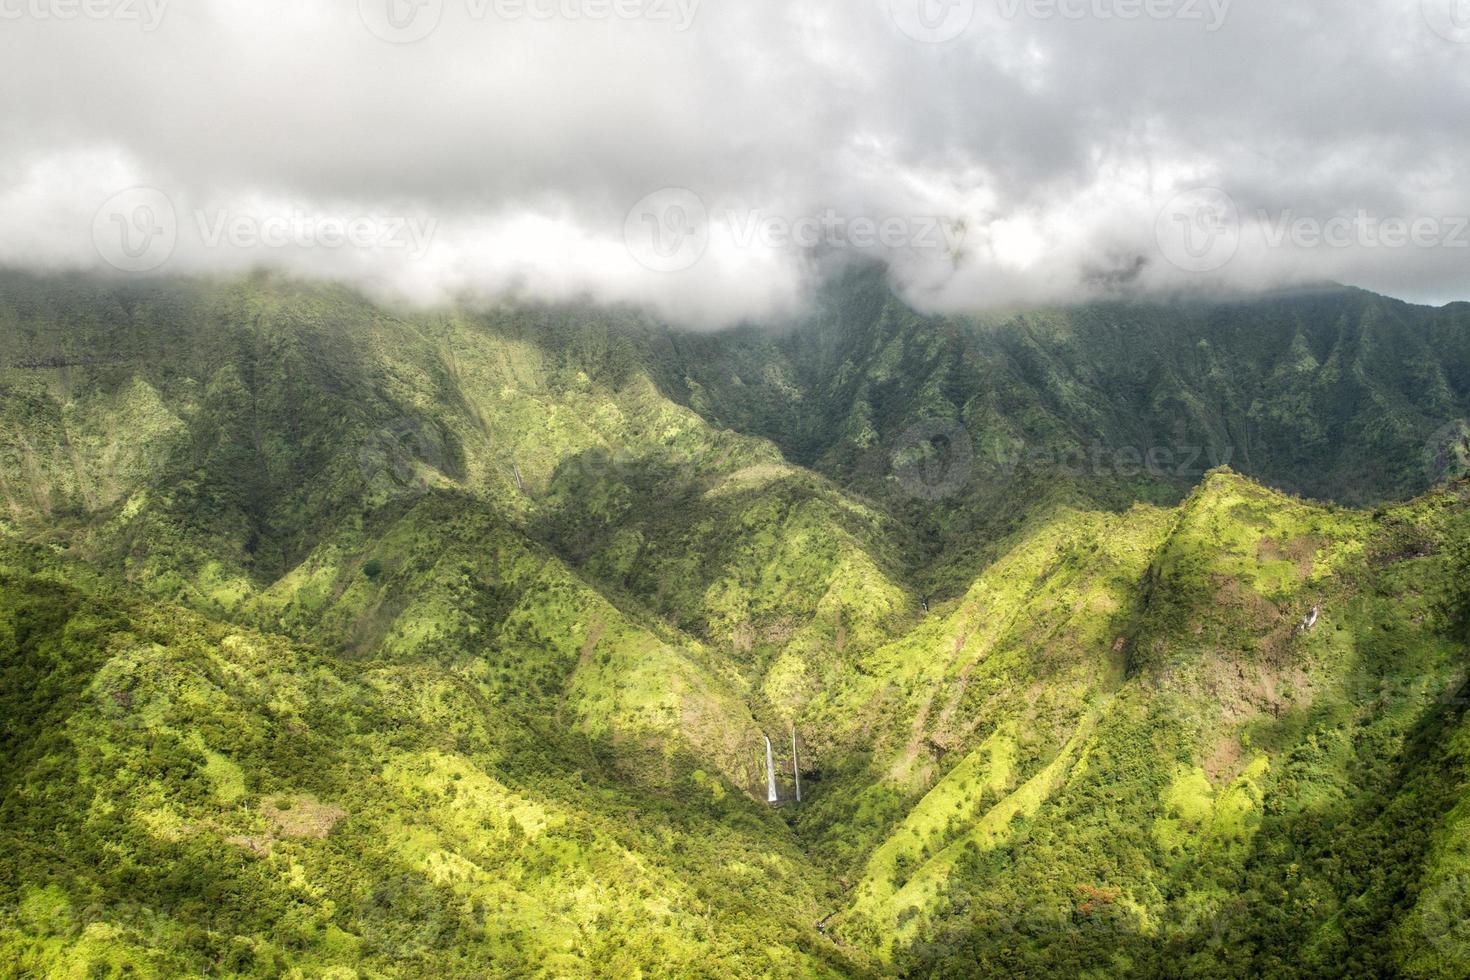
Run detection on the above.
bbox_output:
[1,0,1467,325]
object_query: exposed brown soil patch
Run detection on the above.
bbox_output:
[230,795,346,857]
[1203,734,1244,783]
[760,617,797,646]
[1212,575,1283,632]
[577,618,606,670]
[1257,535,1323,579]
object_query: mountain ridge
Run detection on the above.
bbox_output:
[2,268,1469,977]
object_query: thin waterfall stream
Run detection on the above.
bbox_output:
[764,735,778,803]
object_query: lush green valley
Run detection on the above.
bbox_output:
[2,267,1469,977]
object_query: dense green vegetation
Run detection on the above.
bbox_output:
[1,267,1468,977]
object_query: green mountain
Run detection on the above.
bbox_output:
[1,266,1469,978]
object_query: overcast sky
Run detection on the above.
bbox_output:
[1,0,1467,325]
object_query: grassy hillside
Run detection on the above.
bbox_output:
[0,560,861,977]
[661,266,1470,597]
[885,474,1470,977]
[1,269,1468,977]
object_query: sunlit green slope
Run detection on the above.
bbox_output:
[0,561,863,977]
[2,268,1469,978]
[873,475,1470,978]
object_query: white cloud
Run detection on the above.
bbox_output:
[0,0,1467,324]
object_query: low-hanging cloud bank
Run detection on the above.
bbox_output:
[0,0,1467,327]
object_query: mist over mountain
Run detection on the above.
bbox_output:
[4,0,1470,322]
[1,266,1469,976]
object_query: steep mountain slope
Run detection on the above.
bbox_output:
[905,478,1470,978]
[0,271,893,974]
[2,268,1469,977]
[866,474,1470,976]
[0,557,861,977]
[659,267,1470,596]
[670,268,1470,504]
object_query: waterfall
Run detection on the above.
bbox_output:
[764,735,779,803]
